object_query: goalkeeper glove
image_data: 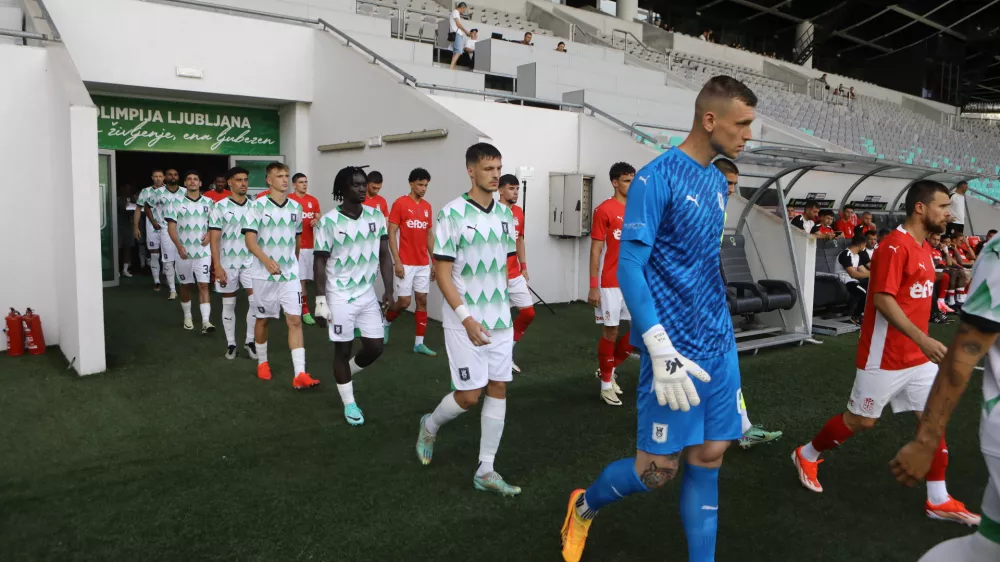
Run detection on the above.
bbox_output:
[314,296,332,328]
[642,325,711,412]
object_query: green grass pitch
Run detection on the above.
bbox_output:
[0,280,987,561]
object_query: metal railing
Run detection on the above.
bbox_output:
[317,18,417,85]
[669,51,792,92]
[0,28,49,41]
[610,29,663,61]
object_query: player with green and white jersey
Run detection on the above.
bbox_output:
[133,169,165,288]
[312,166,394,426]
[243,161,319,391]
[892,235,1000,560]
[415,143,521,496]
[209,166,258,360]
[165,170,215,335]
[153,168,185,299]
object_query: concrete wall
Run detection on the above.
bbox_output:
[473,36,622,76]
[763,61,807,94]
[552,4,641,38]
[901,96,952,126]
[0,0,20,45]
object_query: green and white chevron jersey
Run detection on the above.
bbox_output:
[243,195,303,282]
[163,194,213,259]
[959,236,1000,457]
[136,185,162,211]
[433,194,516,330]
[314,206,388,304]
[209,196,253,270]
[152,186,184,226]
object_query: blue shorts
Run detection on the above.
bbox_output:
[636,346,743,455]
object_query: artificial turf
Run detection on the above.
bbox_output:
[0,278,987,561]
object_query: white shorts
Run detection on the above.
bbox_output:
[508,274,533,309]
[394,264,430,298]
[298,249,314,281]
[328,290,384,342]
[847,362,936,418]
[983,454,1000,523]
[175,255,211,284]
[253,278,302,319]
[445,327,514,391]
[593,287,631,326]
[159,229,177,262]
[215,267,253,294]
[145,222,161,251]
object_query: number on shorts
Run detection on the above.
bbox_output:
[298,292,302,306]
[202,264,210,275]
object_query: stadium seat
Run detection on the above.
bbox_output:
[813,239,851,309]
[720,235,797,312]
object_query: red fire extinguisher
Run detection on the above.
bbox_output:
[4,308,25,357]
[23,308,46,355]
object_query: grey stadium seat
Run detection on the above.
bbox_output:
[720,235,797,312]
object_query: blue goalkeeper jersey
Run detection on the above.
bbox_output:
[621,148,734,360]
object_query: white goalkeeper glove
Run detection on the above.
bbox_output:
[314,296,332,328]
[642,325,711,412]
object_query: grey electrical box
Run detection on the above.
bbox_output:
[548,173,594,237]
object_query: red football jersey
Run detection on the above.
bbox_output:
[856,226,935,371]
[860,223,877,235]
[289,193,320,249]
[506,204,524,280]
[929,247,945,269]
[834,219,855,239]
[816,225,835,236]
[363,194,389,217]
[388,195,432,266]
[204,189,231,202]
[591,198,625,289]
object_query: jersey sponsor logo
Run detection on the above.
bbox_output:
[458,367,470,381]
[613,228,622,241]
[623,222,645,230]
[406,219,429,229]
[652,422,668,444]
[909,280,935,299]
[685,194,700,207]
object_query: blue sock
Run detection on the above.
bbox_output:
[582,457,649,513]
[679,463,720,562]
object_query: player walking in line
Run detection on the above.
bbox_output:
[792,180,979,524]
[497,174,533,374]
[289,173,321,326]
[312,166,394,426]
[385,168,437,356]
[152,168,184,300]
[165,171,216,333]
[713,157,783,449]
[134,169,165,288]
[362,171,389,217]
[891,237,1000,560]
[209,167,258,360]
[560,76,754,562]
[588,163,637,407]
[415,143,521,496]
[243,162,319,390]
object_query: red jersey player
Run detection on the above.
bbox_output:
[204,175,231,202]
[362,170,389,217]
[289,173,321,325]
[588,162,636,407]
[498,174,533,374]
[792,180,979,524]
[833,205,856,239]
[927,232,955,316]
[386,167,436,356]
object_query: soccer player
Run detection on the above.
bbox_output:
[928,232,955,316]
[415,142,520,496]
[209,167,258,359]
[152,168,184,300]
[588,162,637,406]
[312,166,394,426]
[560,76,753,562]
[498,174,533,374]
[289,173,321,326]
[890,239,1000,560]
[134,169,165,289]
[362,170,389,217]
[385,168,437,356]
[204,174,231,202]
[243,162,319,390]
[791,180,979,524]
[165,171,215,333]
[713,158,783,449]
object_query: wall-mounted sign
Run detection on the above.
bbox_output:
[93,96,280,155]
[789,198,835,208]
[805,192,827,199]
[849,200,888,211]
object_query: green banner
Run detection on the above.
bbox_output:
[93,96,280,155]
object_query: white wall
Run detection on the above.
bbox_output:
[0,0,20,45]
[669,33,765,73]
[280,102,312,176]
[552,4,641,38]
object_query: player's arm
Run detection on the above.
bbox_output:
[379,234,394,304]
[516,232,527,281]
[166,219,186,260]
[132,191,145,240]
[208,207,225,282]
[311,217,332,326]
[144,203,160,230]
[387,221,404,279]
[433,211,489,346]
[873,293,946,363]
[588,209,606,308]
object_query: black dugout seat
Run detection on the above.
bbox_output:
[720,235,798,312]
[813,238,851,309]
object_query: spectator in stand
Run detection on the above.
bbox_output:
[836,233,870,325]
[460,28,478,68]
[448,2,471,70]
[818,73,830,91]
[836,84,845,96]
[833,205,856,239]
[858,211,877,235]
[975,229,997,254]
[947,180,968,234]
[556,41,566,52]
[791,200,820,232]
[863,230,877,261]
[813,209,839,239]
[877,228,890,244]
[521,32,533,46]
[700,31,709,41]
[848,87,856,100]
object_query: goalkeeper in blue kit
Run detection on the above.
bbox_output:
[560,75,758,562]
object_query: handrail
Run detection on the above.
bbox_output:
[0,28,49,41]
[317,18,417,85]
[585,103,657,144]
[414,82,583,108]
[34,0,61,40]
[610,29,660,57]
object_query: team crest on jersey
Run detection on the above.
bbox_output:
[334,325,342,335]
[203,206,209,213]
[424,210,429,218]
[652,423,668,444]
[291,214,298,222]
[502,221,509,234]
[369,222,376,233]
[458,367,470,381]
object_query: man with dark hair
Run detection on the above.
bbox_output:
[948,181,968,235]
[814,209,838,239]
[713,158,738,195]
[386,168,436,356]
[836,233,871,324]
[834,204,856,239]
[521,31,533,45]
[243,162,319,390]
[877,227,890,243]
[498,173,533,374]
[166,171,215,333]
[976,229,997,255]
[589,162,637,406]
[927,232,955,317]
[289,173,321,325]
[562,75,756,562]
[134,169,165,288]
[416,142,521,496]
[793,180,979,525]
[151,168,184,299]
[204,175,230,202]
[791,200,820,232]
[448,2,470,70]
[210,167,257,359]
[313,166,393,426]
[362,170,389,217]
[859,211,877,235]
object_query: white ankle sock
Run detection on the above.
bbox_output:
[801,442,821,462]
[181,301,192,320]
[425,392,465,435]
[163,262,176,291]
[150,257,161,284]
[415,336,425,346]
[291,347,305,375]
[337,381,355,405]
[349,357,364,375]
[927,480,950,505]
[600,380,612,391]
[200,302,211,323]
[245,295,256,344]
[477,396,506,476]
[256,341,268,365]
[740,409,753,433]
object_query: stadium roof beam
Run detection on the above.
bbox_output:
[887,5,966,41]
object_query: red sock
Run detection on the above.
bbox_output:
[613,330,635,366]
[926,435,949,482]
[302,297,310,315]
[598,338,615,383]
[386,309,400,323]
[415,311,428,337]
[958,286,968,297]
[513,306,535,342]
[810,413,855,452]
[937,273,950,298]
